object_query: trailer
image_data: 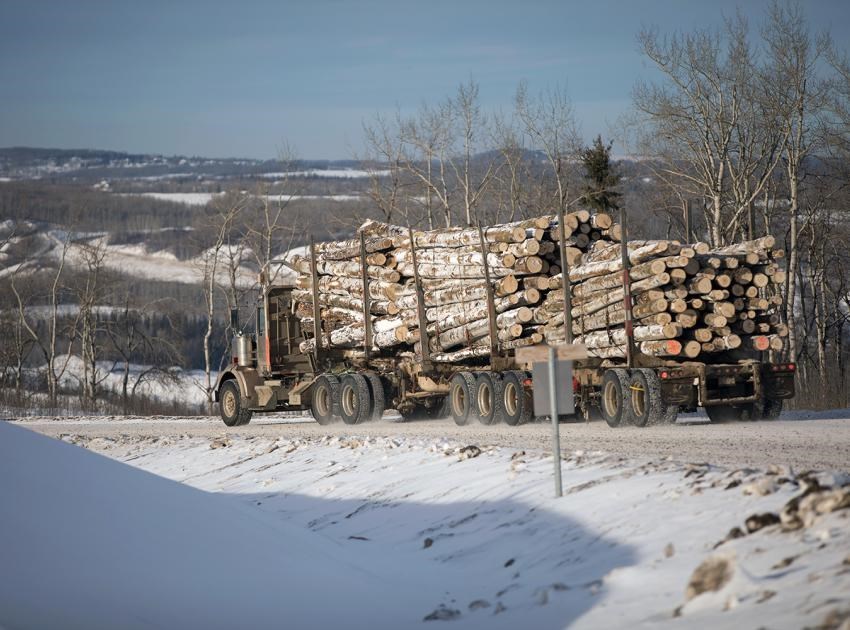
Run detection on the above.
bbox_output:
[214,215,795,428]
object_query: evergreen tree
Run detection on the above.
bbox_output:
[580,135,621,212]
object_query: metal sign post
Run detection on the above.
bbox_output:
[516,343,587,498]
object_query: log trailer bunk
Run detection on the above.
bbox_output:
[215,214,795,428]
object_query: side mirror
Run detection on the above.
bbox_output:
[230,307,239,331]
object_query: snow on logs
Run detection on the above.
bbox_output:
[288,211,787,363]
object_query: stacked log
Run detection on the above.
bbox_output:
[288,212,787,364]
[536,235,787,359]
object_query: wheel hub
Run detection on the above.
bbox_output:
[222,390,237,417]
[315,386,330,417]
[477,383,492,416]
[504,382,518,416]
[341,385,357,416]
[603,381,619,415]
[452,386,466,415]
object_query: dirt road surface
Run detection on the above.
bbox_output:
[10,410,850,472]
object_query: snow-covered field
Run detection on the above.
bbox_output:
[257,168,389,178]
[2,421,848,628]
[117,191,367,206]
[54,355,212,408]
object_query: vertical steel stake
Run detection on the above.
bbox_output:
[548,345,563,498]
[619,207,635,369]
[477,223,500,365]
[557,207,574,344]
[309,237,323,369]
[359,232,372,360]
[408,227,432,370]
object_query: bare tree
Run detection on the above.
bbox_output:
[244,144,304,285]
[400,103,454,227]
[105,294,182,414]
[490,111,530,222]
[11,233,79,407]
[358,111,415,228]
[762,1,830,363]
[633,18,771,246]
[197,197,243,410]
[74,239,112,406]
[515,81,581,215]
[447,80,498,226]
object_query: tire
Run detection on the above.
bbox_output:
[601,369,630,428]
[628,369,676,427]
[339,373,372,425]
[218,380,253,427]
[449,372,477,426]
[310,374,340,425]
[475,372,503,425]
[501,370,533,426]
[363,371,385,422]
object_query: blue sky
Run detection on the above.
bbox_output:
[1,0,848,159]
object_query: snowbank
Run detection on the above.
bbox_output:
[52,430,850,629]
[0,423,420,629]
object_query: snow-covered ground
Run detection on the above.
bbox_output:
[53,355,212,408]
[0,356,212,417]
[55,233,265,287]
[257,168,390,178]
[116,191,367,206]
[4,421,848,629]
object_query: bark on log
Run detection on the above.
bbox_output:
[304,275,403,301]
[317,259,401,283]
[576,323,682,347]
[568,273,670,318]
[397,225,526,249]
[396,276,519,310]
[315,236,394,259]
[396,260,520,279]
[709,236,775,257]
[392,247,506,268]
[292,289,398,316]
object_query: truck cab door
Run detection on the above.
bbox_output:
[256,302,270,374]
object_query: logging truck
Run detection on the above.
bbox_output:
[214,226,796,429]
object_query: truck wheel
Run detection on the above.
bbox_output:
[339,373,372,425]
[501,370,532,426]
[601,369,631,428]
[310,374,340,425]
[475,372,503,425]
[449,372,477,426]
[627,369,654,428]
[363,371,385,422]
[219,380,253,427]
[628,369,675,427]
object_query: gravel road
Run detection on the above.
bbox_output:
[11,411,850,472]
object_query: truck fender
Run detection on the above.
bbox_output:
[213,367,262,405]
